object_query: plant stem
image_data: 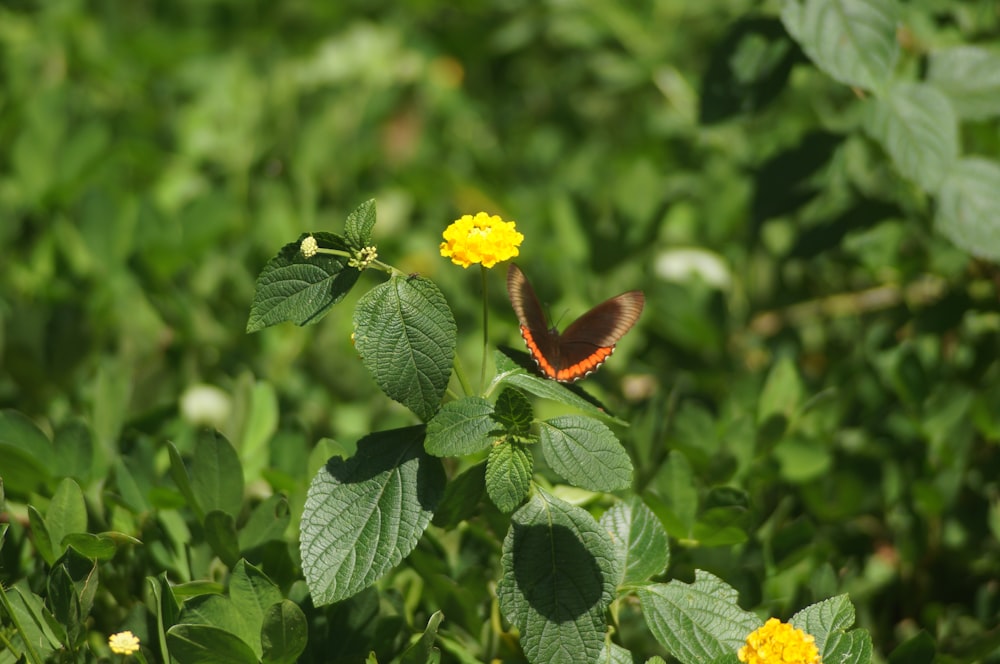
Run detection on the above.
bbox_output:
[480,264,489,394]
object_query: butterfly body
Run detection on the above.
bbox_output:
[507,264,644,382]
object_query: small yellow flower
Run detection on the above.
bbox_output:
[738,618,821,664]
[301,235,319,258]
[108,631,141,655]
[440,212,523,269]
[349,245,378,269]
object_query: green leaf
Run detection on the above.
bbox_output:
[790,594,857,656]
[825,630,874,664]
[637,571,761,663]
[496,352,627,426]
[204,510,240,568]
[496,489,619,664]
[864,83,958,192]
[647,452,699,539]
[353,276,457,421]
[887,631,934,664]
[538,416,632,491]
[399,611,444,664]
[179,561,282,659]
[148,573,182,664]
[300,426,445,605]
[246,231,360,332]
[927,45,1000,121]
[168,441,201,520]
[781,0,899,92]
[52,419,95,485]
[261,600,308,664]
[486,441,533,513]
[47,478,88,560]
[425,397,496,456]
[238,494,291,552]
[0,409,53,496]
[493,388,533,438]
[432,462,486,528]
[345,199,377,250]
[601,642,635,664]
[62,533,120,560]
[189,430,245,519]
[28,506,55,566]
[692,506,750,547]
[758,355,803,425]
[599,496,670,585]
[46,550,97,648]
[936,157,1000,261]
[167,624,261,664]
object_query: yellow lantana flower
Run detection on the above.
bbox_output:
[108,631,141,655]
[738,618,821,664]
[440,212,523,268]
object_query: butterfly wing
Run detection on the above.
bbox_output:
[507,264,562,380]
[553,291,645,381]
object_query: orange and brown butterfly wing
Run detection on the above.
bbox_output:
[553,291,645,382]
[507,264,563,380]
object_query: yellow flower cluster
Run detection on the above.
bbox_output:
[440,212,523,268]
[108,631,141,655]
[300,235,319,258]
[738,618,821,664]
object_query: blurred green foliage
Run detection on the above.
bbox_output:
[2,0,1000,662]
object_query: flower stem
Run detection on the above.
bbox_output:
[480,264,489,394]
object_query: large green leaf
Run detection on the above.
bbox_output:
[538,415,632,491]
[46,478,88,560]
[864,83,959,193]
[637,571,760,663]
[781,0,898,92]
[425,397,496,456]
[599,496,670,586]
[300,426,445,605]
[0,409,53,496]
[936,157,1000,261]
[496,489,619,664]
[354,276,457,421]
[927,46,1000,121]
[246,231,360,332]
[261,600,308,664]
[188,430,245,520]
[167,624,260,664]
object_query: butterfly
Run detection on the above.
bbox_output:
[506,263,645,382]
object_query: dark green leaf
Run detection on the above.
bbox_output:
[62,533,119,560]
[344,199,377,250]
[28,506,55,566]
[204,510,241,568]
[353,276,457,421]
[425,397,496,456]
[485,441,532,513]
[539,415,632,491]
[432,462,486,528]
[167,624,260,664]
[496,489,619,664]
[246,231,360,332]
[493,388,533,438]
[261,600,308,664]
[238,494,292,552]
[399,611,444,664]
[300,426,445,605]
[887,631,934,664]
